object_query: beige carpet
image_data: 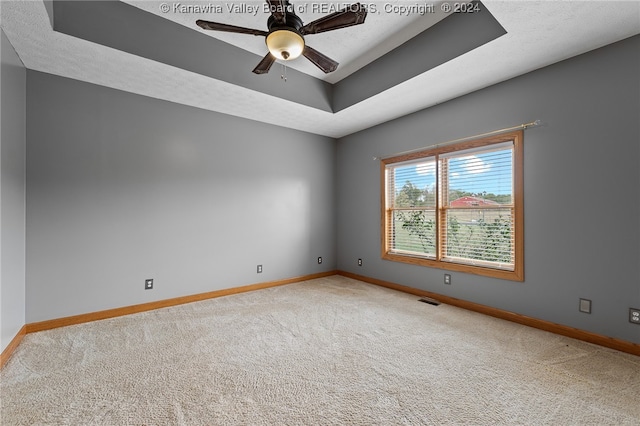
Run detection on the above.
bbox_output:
[1,276,639,425]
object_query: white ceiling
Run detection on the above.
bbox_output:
[125,0,452,83]
[1,1,639,138]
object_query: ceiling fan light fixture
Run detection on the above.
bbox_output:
[266,29,304,61]
[197,1,368,74]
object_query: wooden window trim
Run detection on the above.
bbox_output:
[381,130,524,281]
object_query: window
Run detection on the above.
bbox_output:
[381,131,523,281]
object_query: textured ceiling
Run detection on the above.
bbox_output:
[125,0,452,83]
[1,1,639,138]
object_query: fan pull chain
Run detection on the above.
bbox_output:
[281,64,287,83]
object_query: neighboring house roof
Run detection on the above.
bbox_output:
[450,196,500,207]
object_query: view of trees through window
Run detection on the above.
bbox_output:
[393,181,513,263]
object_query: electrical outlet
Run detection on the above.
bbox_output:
[444,274,451,285]
[630,308,640,324]
[257,265,263,274]
[145,279,153,290]
[317,257,322,264]
[358,258,363,266]
[579,298,592,314]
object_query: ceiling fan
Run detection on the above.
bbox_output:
[196,0,367,75]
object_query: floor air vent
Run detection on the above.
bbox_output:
[418,298,441,306]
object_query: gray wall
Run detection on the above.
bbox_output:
[1,29,27,352]
[336,35,640,343]
[13,31,640,345]
[26,72,336,322]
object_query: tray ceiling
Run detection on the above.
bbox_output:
[1,1,639,138]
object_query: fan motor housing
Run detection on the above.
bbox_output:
[267,13,304,32]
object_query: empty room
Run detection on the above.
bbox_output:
[1,0,639,424]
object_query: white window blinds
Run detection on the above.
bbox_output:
[440,142,515,270]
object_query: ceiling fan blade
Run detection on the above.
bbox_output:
[252,53,277,74]
[265,0,288,24]
[299,3,367,35]
[303,45,338,74]
[196,20,268,36]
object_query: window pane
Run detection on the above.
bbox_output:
[445,148,513,206]
[443,208,514,269]
[390,159,436,208]
[391,209,436,257]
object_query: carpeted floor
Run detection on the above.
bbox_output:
[1,276,639,425]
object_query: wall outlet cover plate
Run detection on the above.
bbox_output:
[579,298,592,314]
